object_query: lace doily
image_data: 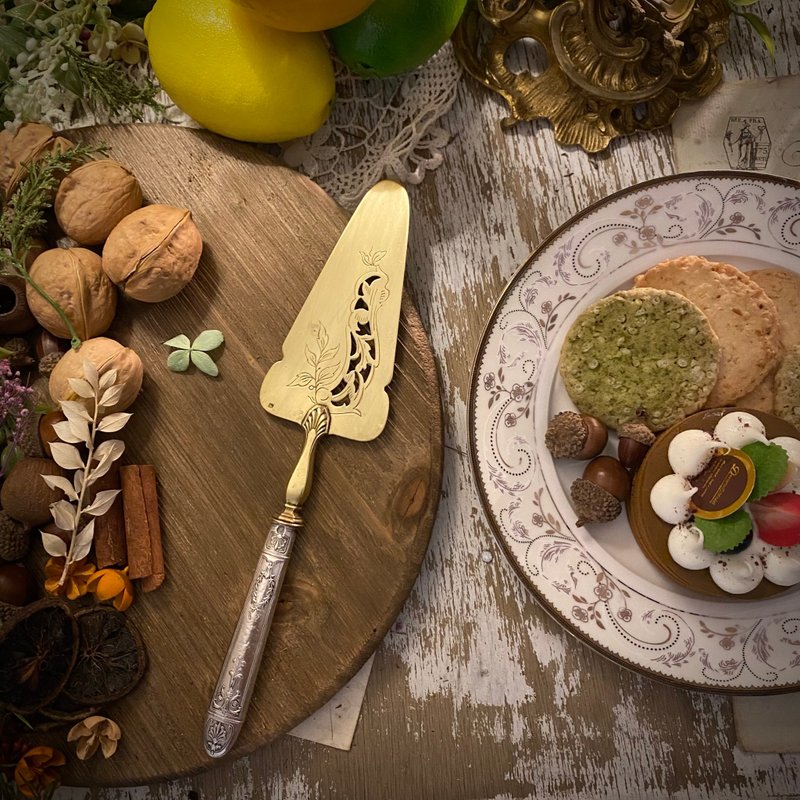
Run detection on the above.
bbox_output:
[64,44,463,209]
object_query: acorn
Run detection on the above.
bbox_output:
[570,455,631,527]
[617,421,656,471]
[545,411,608,459]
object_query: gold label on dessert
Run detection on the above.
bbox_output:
[690,448,755,520]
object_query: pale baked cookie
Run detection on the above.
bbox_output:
[775,345,800,428]
[633,256,781,407]
[735,373,775,413]
[747,268,800,349]
[559,288,720,431]
[737,268,800,411]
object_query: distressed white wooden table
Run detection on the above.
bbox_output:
[73,4,800,798]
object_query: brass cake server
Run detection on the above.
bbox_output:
[203,180,410,758]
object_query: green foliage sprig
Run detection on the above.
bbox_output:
[0,0,160,126]
[0,143,106,349]
[726,0,775,59]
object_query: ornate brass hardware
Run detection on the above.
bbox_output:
[452,0,731,153]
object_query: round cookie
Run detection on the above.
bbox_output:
[747,268,800,349]
[775,344,800,428]
[736,268,800,412]
[559,287,720,431]
[633,256,781,407]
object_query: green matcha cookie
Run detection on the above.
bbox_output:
[775,344,800,428]
[559,288,720,431]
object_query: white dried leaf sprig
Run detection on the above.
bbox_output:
[40,360,132,587]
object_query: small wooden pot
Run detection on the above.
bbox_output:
[0,274,36,334]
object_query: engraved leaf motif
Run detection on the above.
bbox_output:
[289,372,314,388]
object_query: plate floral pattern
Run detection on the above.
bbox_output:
[470,173,800,692]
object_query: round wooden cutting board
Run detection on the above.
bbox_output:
[52,126,442,786]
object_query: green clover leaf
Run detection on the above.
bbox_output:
[164,330,224,377]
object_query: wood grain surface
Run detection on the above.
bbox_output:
[58,3,800,799]
[52,126,443,786]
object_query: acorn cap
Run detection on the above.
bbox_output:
[618,421,656,446]
[570,478,622,527]
[37,351,62,378]
[545,411,587,458]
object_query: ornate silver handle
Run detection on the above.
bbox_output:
[203,520,297,758]
[203,404,329,758]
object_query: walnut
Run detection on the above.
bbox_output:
[55,159,143,246]
[102,204,202,302]
[27,248,117,340]
[49,337,143,413]
[0,123,73,201]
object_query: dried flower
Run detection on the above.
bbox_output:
[44,556,96,600]
[0,358,34,477]
[111,23,146,66]
[67,715,122,760]
[40,360,131,586]
[13,746,65,799]
[87,566,133,611]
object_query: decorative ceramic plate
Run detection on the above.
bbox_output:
[469,172,800,693]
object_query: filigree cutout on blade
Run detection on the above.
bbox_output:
[289,251,390,415]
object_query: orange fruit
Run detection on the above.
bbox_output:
[231,0,376,32]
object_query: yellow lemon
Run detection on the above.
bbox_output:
[231,0,376,32]
[144,0,335,143]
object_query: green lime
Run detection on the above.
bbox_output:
[327,0,467,77]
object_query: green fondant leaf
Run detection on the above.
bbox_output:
[167,350,190,372]
[695,509,752,554]
[163,334,191,350]
[191,329,224,352]
[190,350,219,377]
[742,442,789,502]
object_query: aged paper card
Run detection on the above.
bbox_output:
[672,76,800,179]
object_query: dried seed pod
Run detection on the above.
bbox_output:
[103,204,203,302]
[545,411,608,459]
[617,421,656,471]
[27,248,117,340]
[49,336,143,413]
[0,512,30,562]
[55,159,143,246]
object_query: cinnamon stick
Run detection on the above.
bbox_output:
[121,465,152,580]
[139,465,164,593]
[93,464,127,569]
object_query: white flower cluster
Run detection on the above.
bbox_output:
[1,0,145,128]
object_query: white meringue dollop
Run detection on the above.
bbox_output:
[763,546,800,586]
[709,553,765,594]
[668,524,716,570]
[650,474,697,524]
[667,429,718,478]
[770,436,800,493]
[713,412,769,449]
